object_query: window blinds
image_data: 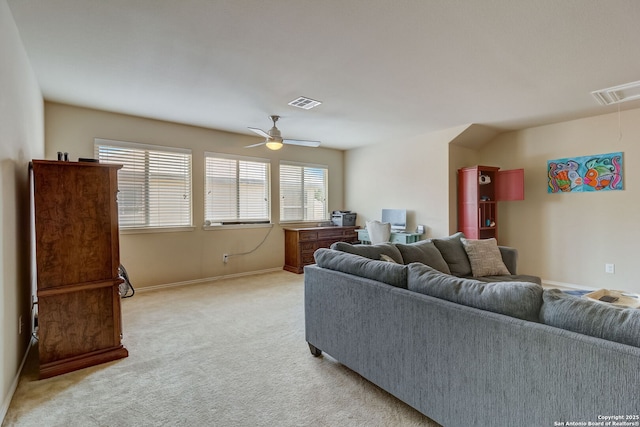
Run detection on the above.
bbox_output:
[205,153,270,224]
[279,162,328,222]
[95,139,192,229]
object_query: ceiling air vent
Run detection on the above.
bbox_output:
[288,96,322,110]
[591,80,640,106]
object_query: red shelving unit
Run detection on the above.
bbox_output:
[457,165,524,241]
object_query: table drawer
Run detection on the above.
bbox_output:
[316,240,336,249]
[300,242,316,252]
[299,231,318,241]
[318,231,346,239]
[342,230,357,240]
[301,253,316,265]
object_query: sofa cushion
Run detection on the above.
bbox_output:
[540,289,640,348]
[395,240,451,274]
[461,238,511,277]
[407,263,543,321]
[498,246,518,275]
[314,248,408,288]
[431,232,472,277]
[330,241,404,264]
[475,274,542,285]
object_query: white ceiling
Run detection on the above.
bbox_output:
[7,0,640,150]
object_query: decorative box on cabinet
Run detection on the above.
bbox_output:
[283,226,358,273]
[457,165,524,241]
[31,160,128,379]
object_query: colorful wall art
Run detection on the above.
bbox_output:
[547,152,623,193]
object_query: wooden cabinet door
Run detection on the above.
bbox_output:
[34,164,119,288]
[497,169,525,201]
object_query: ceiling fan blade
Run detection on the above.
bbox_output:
[248,127,270,139]
[245,141,266,148]
[283,139,321,148]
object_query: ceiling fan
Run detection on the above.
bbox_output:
[246,115,321,150]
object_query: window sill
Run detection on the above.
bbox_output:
[203,223,274,231]
[120,226,196,234]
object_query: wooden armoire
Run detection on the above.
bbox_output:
[31,160,128,379]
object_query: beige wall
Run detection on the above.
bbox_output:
[44,102,345,288]
[448,143,480,234]
[344,125,469,238]
[478,108,640,293]
[0,0,44,417]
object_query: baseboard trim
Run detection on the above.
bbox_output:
[1,336,34,424]
[135,267,285,293]
[541,279,596,291]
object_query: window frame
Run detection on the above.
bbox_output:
[94,138,193,232]
[203,152,272,229]
[279,160,329,224]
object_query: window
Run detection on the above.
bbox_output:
[95,138,192,229]
[280,161,328,222]
[205,153,270,224]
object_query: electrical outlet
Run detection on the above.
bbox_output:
[605,263,615,274]
[223,254,229,264]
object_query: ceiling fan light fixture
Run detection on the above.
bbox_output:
[265,140,284,150]
[247,115,320,150]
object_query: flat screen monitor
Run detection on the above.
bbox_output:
[382,209,407,232]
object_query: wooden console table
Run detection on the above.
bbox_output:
[356,229,421,244]
[283,226,358,273]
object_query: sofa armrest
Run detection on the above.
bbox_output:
[498,246,518,275]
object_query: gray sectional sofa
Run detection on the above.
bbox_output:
[304,234,640,427]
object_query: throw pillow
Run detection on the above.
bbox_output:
[330,241,404,264]
[540,289,640,348]
[379,254,398,263]
[314,248,408,288]
[407,263,543,322]
[461,238,510,277]
[431,232,472,277]
[395,240,451,274]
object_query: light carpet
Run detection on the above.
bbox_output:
[3,271,439,426]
